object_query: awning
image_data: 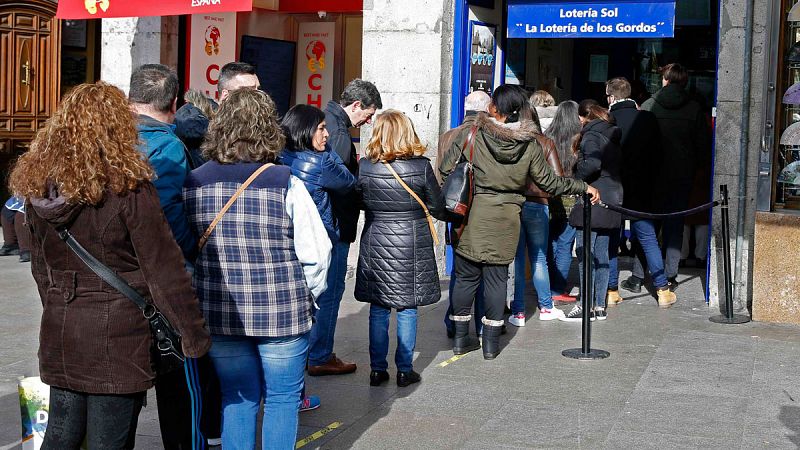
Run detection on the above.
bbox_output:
[56,0,252,19]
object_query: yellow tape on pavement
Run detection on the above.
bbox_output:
[295,422,342,449]
[437,354,467,368]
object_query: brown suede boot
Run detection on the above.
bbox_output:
[657,288,677,308]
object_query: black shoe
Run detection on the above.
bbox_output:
[620,276,642,293]
[369,370,389,387]
[396,370,420,387]
[668,277,678,291]
[559,305,596,322]
[594,307,607,321]
[0,245,19,256]
[481,324,503,360]
[452,319,480,355]
[18,251,30,263]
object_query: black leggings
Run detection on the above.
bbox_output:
[42,387,145,450]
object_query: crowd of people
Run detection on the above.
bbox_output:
[1,59,711,449]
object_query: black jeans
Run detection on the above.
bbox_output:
[451,254,509,322]
[42,387,145,450]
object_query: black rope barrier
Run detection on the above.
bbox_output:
[562,184,749,361]
[597,200,720,220]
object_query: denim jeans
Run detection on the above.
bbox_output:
[513,202,552,312]
[607,226,621,289]
[369,304,417,373]
[630,219,668,288]
[444,258,485,335]
[575,229,611,308]
[209,333,309,450]
[548,218,576,296]
[308,241,350,366]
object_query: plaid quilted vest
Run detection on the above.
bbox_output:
[184,162,313,337]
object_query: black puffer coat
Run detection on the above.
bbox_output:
[569,119,623,230]
[354,157,446,309]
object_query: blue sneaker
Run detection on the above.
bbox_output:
[300,395,320,412]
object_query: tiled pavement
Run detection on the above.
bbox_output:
[2,252,799,449]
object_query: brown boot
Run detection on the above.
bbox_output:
[657,287,677,308]
[606,289,623,307]
[307,353,357,376]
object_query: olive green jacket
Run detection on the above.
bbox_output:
[439,113,587,264]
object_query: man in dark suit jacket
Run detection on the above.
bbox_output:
[606,77,676,308]
[309,79,382,376]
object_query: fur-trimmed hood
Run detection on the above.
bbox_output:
[474,112,541,164]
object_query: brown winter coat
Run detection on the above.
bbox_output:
[26,182,210,395]
[439,113,587,264]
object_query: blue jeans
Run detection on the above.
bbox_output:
[513,202,552,312]
[369,304,417,373]
[575,229,611,308]
[607,226,621,289]
[549,218,576,296]
[209,333,309,450]
[444,259,485,335]
[630,219,669,288]
[308,241,350,366]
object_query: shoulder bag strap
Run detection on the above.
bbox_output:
[382,161,440,246]
[56,228,150,312]
[464,125,478,163]
[198,163,274,250]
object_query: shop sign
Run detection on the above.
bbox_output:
[507,1,676,39]
[188,12,237,101]
[295,22,336,109]
[57,0,251,19]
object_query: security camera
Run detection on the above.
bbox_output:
[318,11,327,19]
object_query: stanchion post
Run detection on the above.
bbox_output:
[563,192,610,359]
[710,184,750,324]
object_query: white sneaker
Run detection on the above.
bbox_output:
[508,312,526,327]
[539,307,566,321]
[569,287,580,297]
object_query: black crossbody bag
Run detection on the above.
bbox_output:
[56,228,185,375]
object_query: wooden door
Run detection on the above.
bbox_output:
[0,1,59,198]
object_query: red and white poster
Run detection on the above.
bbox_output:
[295,22,336,109]
[188,12,237,101]
[57,0,251,19]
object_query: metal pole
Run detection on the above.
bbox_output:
[563,193,610,359]
[581,193,592,353]
[711,185,750,324]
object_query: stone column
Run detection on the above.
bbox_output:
[710,0,770,309]
[359,0,456,275]
[101,16,180,94]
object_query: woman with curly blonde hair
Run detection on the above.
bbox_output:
[10,81,211,450]
[355,110,446,388]
[183,88,331,449]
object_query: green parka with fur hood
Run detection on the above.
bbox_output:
[439,112,588,264]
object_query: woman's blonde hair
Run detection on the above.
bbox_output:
[10,82,153,205]
[184,89,215,118]
[531,90,556,107]
[201,89,285,164]
[365,109,426,162]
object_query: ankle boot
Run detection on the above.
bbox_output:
[481,317,503,360]
[452,316,480,355]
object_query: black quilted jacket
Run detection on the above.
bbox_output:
[354,157,447,309]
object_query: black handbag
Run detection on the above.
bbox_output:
[442,126,478,247]
[443,125,478,217]
[56,228,185,375]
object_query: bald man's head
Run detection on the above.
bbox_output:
[464,90,491,113]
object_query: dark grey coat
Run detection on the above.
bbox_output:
[354,157,446,309]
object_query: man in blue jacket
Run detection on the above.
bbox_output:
[129,63,202,449]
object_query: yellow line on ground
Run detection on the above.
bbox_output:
[437,354,467,368]
[295,421,342,449]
